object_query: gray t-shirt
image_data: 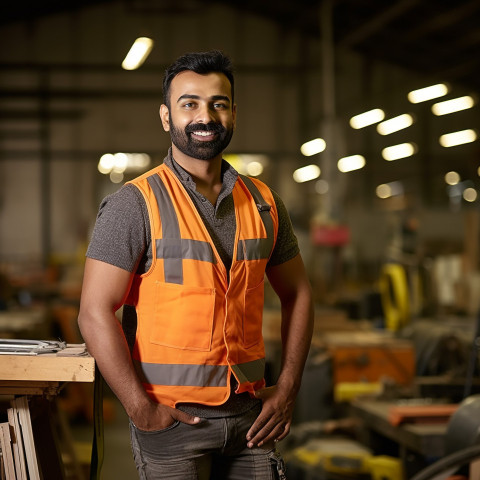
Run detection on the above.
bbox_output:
[87,152,299,417]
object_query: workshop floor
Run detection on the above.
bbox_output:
[70,396,138,480]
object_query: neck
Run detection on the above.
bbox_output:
[171,145,223,204]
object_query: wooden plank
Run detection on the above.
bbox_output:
[0,381,61,396]
[7,407,27,480]
[13,397,40,480]
[0,423,15,480]
[0,354,95,383]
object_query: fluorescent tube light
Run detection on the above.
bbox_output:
[377,114,414,135]
[407,83,449,103]
[337,155,366,173]
[439,129,477,147]
[122,37,154,70]
[349,109,385,129]
[382,143,416,161]
[432,95,475,116]
[300,138,326,156]
[293,164,321,183]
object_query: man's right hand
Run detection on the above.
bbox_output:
[130,401,201,432]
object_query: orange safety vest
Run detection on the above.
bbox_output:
[125,163,279,407]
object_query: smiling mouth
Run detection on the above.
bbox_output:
[191,130,217,140]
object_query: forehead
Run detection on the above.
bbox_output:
[169,71,232,103]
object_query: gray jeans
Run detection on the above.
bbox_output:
[129,404,286,479]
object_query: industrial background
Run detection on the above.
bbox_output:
[0,1,479,479]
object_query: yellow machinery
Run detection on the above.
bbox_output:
[379,263,423,332]
[287,437,404,479]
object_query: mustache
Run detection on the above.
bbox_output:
[185,123,225,134]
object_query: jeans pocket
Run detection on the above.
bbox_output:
[130,420,183,461]
[131,419,181,435]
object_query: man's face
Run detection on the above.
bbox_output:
[160,71,236,161]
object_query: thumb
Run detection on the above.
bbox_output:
[254,387,268,400]
[172,409,202,425]
[254,385,276,400]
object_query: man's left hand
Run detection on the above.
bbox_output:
[246,385,294,448]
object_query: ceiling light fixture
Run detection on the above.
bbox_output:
[382,143,417,161]
[349,109,385,129]
[293,164,321,183]
[300,138,326,156]
[122,37,154,70]
[439,129,477,147]
[407,83,449,103]
[432,95,475,116]
[337,155,366,172]
[377,114,414,135]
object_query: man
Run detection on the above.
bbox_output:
[78,50,314,479]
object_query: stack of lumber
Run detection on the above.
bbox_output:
[1,396,39,480]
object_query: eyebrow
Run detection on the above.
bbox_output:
[177,94,231,104]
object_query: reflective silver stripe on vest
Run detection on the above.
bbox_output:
[147,174,215,285]
[134,360,228,387]
[237,175,274,261]
[156,238,216,263]
[134,358,265,387]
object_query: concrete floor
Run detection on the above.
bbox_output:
[70,396,138,480]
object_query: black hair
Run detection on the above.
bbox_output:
[162,50,234,108]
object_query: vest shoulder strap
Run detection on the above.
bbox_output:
[239,174,272,213]
[237,175,276,261]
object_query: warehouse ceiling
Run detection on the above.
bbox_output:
[234,0,480,92]
[0,0,479,212]
[2,0,480,91]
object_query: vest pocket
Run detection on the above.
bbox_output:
[152,282,215,351]
[243,280,264,348]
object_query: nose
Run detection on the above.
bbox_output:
[195,102,217,124]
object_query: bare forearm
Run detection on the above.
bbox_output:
[246,255,314,448]
[266,254,314,395]
[78,310,151,418]
[277,284,314,395]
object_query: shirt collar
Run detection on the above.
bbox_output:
[163,148,239,198]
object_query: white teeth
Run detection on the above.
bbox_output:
[193,131,213,136]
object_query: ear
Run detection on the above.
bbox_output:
[159,104,170,132]
[232,104,237,130]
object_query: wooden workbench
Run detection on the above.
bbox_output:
[350,398,449,477]
[0,348,95,396]
[0,347,95,479]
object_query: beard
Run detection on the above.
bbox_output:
[169,114,234,161]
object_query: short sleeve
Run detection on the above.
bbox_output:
[86,184,149,273]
